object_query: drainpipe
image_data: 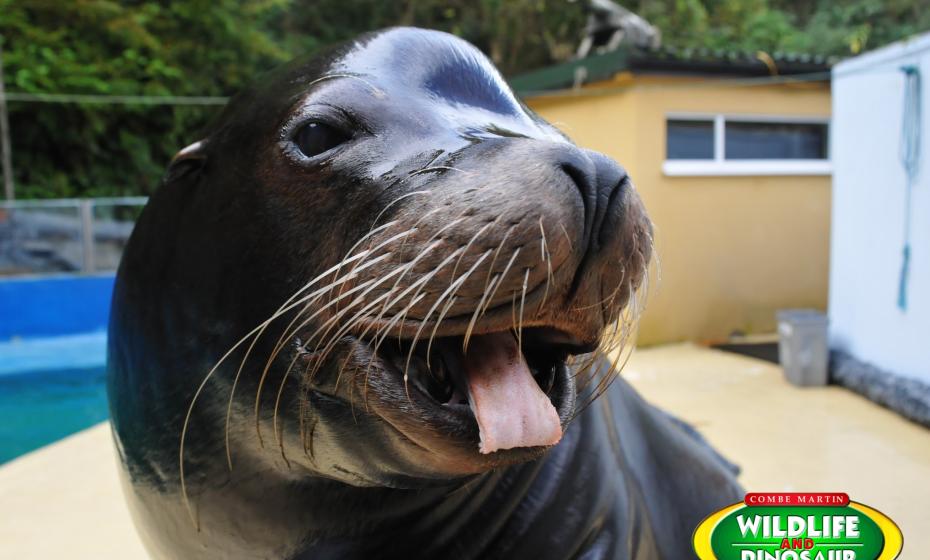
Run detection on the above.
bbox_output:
[897,65,921,311]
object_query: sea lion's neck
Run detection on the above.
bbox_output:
[279,414,592,558]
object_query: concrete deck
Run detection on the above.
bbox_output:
[2,343,927,558]
[626,343,930,556]
[0,423,147,558]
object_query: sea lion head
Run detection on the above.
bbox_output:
[111,27,652,504]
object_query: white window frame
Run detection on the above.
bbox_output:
[662,113,832,177]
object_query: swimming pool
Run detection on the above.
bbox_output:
[1,325,110,463]
[0,363,108,463]
[0,275,113,463]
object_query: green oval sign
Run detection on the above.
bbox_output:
[694,494,902,560]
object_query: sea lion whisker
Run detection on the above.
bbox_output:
[510,290,518,340]
[333,226,421,301]
[294,219,396,311]
[366,239,443,336]
[476,247,521,323]
[255,271,398,447]
[402,249,493,384]
[365,192,430,235]
[445,221,496,292]
[394,207,451,258]
[226,247,380,386]
[305,250,459,393]
[184,254,380,522]
[302,414,317,462]
[392,245,472,343]
[263,247,402,371]
[307,72,385,97]
[275,283,423,464]
[224,250,395,467]
[478,224,515,300]
[333,350,356,408]
[570,270,627,313]
[319,244,468,375]
[342,226,419,281]
[536,219,553,317]
[264,249,393,367]
[425,295,458,367]
[457,224,515,353]
[358,292,429,403]
[277,261,416,383]
[284,249,396,329]
[373,214,472,337]
[326,221,401,294]
[461,273,499,354]
[519,268,531,355]
[408,165,471,176]
[557,221,573,251]
[579,337,636,421]
[315,262,455,394]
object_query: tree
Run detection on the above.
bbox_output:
[1,0,928,199]
[0,0,289,198]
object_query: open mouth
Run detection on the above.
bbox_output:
[373,327,581,454]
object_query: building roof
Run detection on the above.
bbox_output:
[508,45,836,96]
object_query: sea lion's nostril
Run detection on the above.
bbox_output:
[559,149,631,255]
[559,162,593,210]
[558,160,597,249]
[584,151,630,251]
[598,175,630,248]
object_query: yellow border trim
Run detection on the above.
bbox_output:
[849,501,904,560]
[691,500,903,560]
[692,502,745,559]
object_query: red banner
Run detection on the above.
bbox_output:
[744,493,850,507]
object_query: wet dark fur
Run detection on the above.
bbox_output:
[108,28,742,559]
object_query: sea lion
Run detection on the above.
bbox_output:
[107,27,742,559]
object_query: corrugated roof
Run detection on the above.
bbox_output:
[509,45,837,96]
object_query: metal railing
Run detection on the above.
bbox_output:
[0,197,147,276]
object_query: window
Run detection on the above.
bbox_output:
[667,120,714,159]
[725,121,827,160]
[664,114,831,176]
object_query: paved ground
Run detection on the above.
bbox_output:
[626,343,930,557]
[1,343,927,558]
[0,423,147,559]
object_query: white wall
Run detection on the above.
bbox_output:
[830,34,930,382]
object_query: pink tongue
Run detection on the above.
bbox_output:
[462,332,563,454]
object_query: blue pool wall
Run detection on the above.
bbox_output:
[0,274,115,340]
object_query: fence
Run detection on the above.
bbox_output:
[0,197,147,276]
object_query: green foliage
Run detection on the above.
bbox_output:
[0,0,927,199]
[632,0,930,55]
[1,0,290,198]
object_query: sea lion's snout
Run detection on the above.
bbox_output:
[289,139,652,478]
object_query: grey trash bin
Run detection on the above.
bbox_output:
[776,309,829,387]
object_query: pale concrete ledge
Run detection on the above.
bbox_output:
[0,423,148,559]
[2,343,928,558]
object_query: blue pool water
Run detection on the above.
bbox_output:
[0,364,108,463]
[0,331,109,464]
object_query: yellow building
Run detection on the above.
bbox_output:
[511,48,833,346]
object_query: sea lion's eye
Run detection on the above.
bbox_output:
[294,121,351,158]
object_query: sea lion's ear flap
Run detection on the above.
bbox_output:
[165,139,208,184]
